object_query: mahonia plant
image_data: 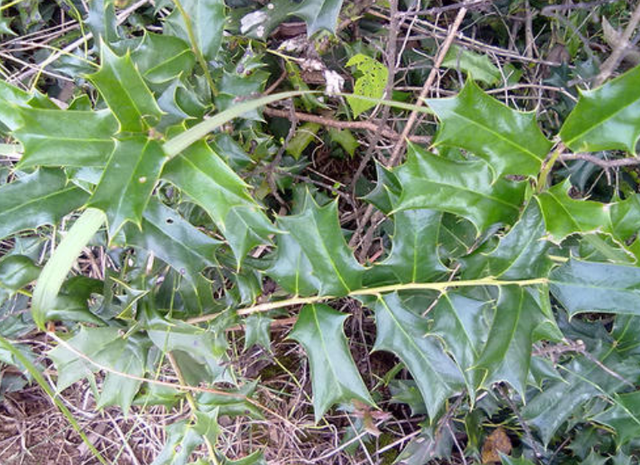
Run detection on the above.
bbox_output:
[2,1,640,464]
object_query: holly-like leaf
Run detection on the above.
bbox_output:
[87,136,167,236]
[13,108,117,168]
[367,209,447,285]
[162,140,276,262]
[288,304,374,421]
[593,390,640,446]
[559,64,640,154]
[0,169,88,240]
[277,194,365,296]
[131,32,196,85]
[373,293,465,418]
[474,286,541,396]
[152,419,203,465]
[197,380,263,419]
[461,202,551,280]
[49,327,146,412]
[441,45,501,85]
[426,80,552,178]
[240,0,344,39]
[88,45,163,132]
[125,199,222,283]
[266,232,321,296]
[346,54,389,117]
[164,0,225,62]
[362,162,402,215]
[0,256,39,303]
[549,259,640,316]
[394,143,526,233]
[535,180,609,242]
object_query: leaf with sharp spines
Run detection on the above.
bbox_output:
[131,32,195,85]
[429,292,487,391]
[124,199,222,283]
[13,107,117,168]
[426,80,552,178]
[593,391,640,446]
[394,143,526,233]
[277,194,365,296]
[535,180,610,242]
[362,162,402,215]
[152,419,203,465]
[461,201,552,280]
[88,136,167,237]
[162,140,277,263]
[560,64,640,154]
[367,209,447,286]
[373,293,465,418]
[0,169,89,240]
[474,286,543,396]
[549,259,640,317]
[164,0,225,62]
[288,304,374,422]
[266,232,321,296]
[88,45,163,132]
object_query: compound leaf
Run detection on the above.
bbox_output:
[289,304,374,421]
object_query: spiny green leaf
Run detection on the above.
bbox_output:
[362,162,402,215]
[441,45,501,85]
[0,256,39,303]
[131,32,196,85]
[152,419,203,465]
[266,232,321,296]
[288,304,374,422]
[13,108,117,168]
[164,0,225,62]
[88,45,163,132]
[0,169,88,240]
[373,293,464,418]
[560,63,640,154]
[87,136,167,237]
[346,54,389,117]
[162,140,276,262]
[240,0,344,39]
[277,194,365,296]
[367,209,447,285]
[593,390,640,446]
[474,286,542,396]
[197,380,263,419]
[124,199,221,283]
[394,143,526,233]
[461,202,551,280]
[146,315,227,361]
[535,180,609,242]
[426,80,552,178]
[550,259,640,316]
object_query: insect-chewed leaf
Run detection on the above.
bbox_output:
[535,180,609,242]
[373,293,465,418]
[560,64,640,154]
[426,80,552,178]
[0,169,88,240]
[276,194,365,296]
[550,259,640,316]
[124,199,222,283]
[162,140,277,263]
[289,304,374,422]
[13,107,117,168]
[88,45,163,132]
[88,136,167,237]
[394,143,526,233]
[461,201,551,280]
[346,54,389,117]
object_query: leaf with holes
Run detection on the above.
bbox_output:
[346,54,389,117]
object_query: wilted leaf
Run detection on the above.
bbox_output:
[481,427,512,463]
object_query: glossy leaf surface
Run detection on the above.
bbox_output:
[289,304,374,421]
[165,0,225,62]
[394,143,526,232]
[426,80,551,177]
